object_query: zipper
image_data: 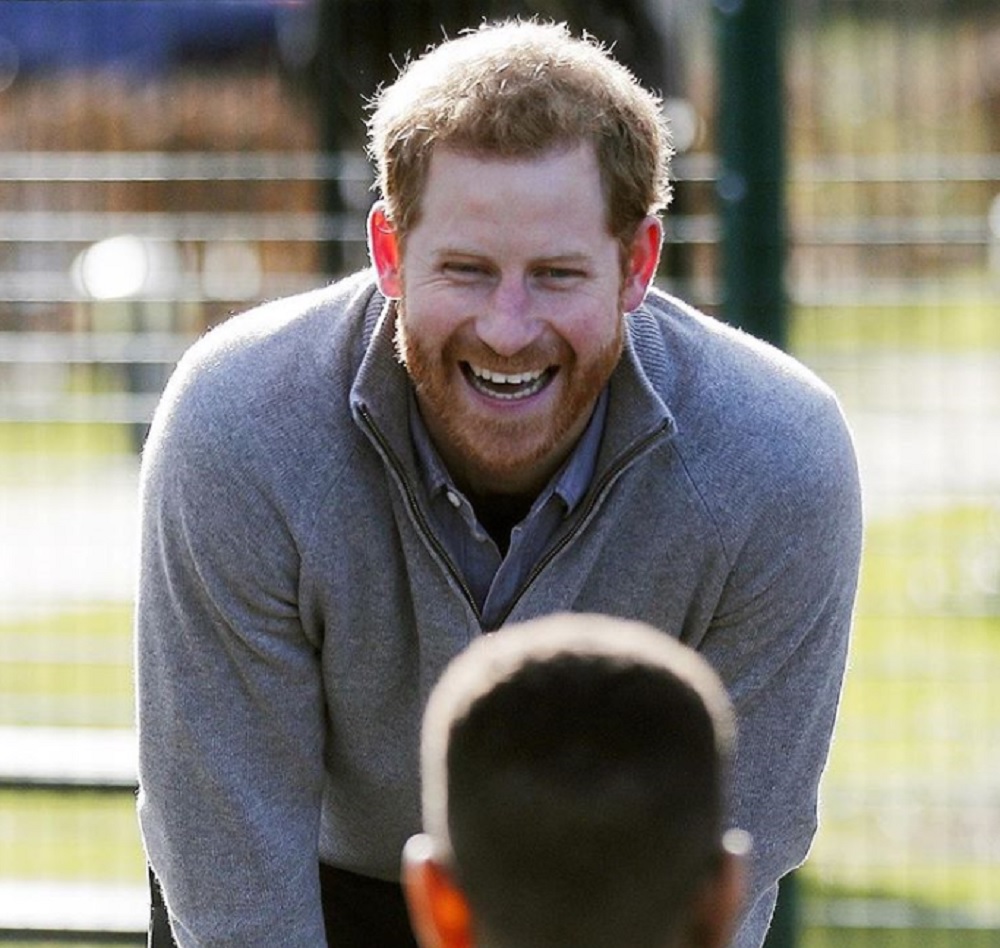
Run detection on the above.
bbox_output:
[490,419,671,630]
[358,405,482,620]
[360,405,669,633]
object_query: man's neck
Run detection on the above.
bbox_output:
[469,491,535,556]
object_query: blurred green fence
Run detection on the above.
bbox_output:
[0,0,998,944]
[784,3,1000,945]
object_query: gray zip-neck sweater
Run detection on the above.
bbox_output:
[136,271,862,947]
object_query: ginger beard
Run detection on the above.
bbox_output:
[394,299,625,498]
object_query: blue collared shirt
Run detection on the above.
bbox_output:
[408,388,608,630]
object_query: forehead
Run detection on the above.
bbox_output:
[413,143,614,249]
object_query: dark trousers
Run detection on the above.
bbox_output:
[149,863,419,947]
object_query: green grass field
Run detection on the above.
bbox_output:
[803,930,1000,948]
[793,297,1000,353]
[806,504,1000,924]
[0,603,141,885]
[0,604,133,728]
[0,789,144,883]
[0,422,132,460]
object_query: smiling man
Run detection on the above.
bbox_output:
[136,20,863,948]
[369,141,660,521]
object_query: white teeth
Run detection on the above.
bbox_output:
[466,363,550,401]
[471,366,544,385]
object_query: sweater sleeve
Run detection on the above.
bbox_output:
[697,391,863,948]
[135,340,328,946]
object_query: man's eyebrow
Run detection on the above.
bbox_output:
[430,248,595,265]
[434,248,488,258]
[529,253,593,266]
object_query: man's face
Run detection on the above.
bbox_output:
[369,143,660,499]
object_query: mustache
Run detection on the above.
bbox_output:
[395,318,571,374]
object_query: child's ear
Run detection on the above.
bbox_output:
[688,834,749,948]
[402,835,474,948]
[367,201,403,299]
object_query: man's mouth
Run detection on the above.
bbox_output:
[463,363,554,401]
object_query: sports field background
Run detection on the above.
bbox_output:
[1,1,999,944]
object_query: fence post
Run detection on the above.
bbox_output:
[714,1,797,946]
[765,873,801,948]
[714,0,788,350]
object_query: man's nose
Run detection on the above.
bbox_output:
[475,277,542,357]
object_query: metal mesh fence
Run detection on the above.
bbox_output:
[0,0,997,943]
[786,3,1000,944]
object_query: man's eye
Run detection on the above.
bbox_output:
[443,262,488,278]
[536,267,584,281]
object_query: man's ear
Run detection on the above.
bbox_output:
[367,201,403,299]
[687,841,748,948]
[402,835,474,948]
[620,215,663,313]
